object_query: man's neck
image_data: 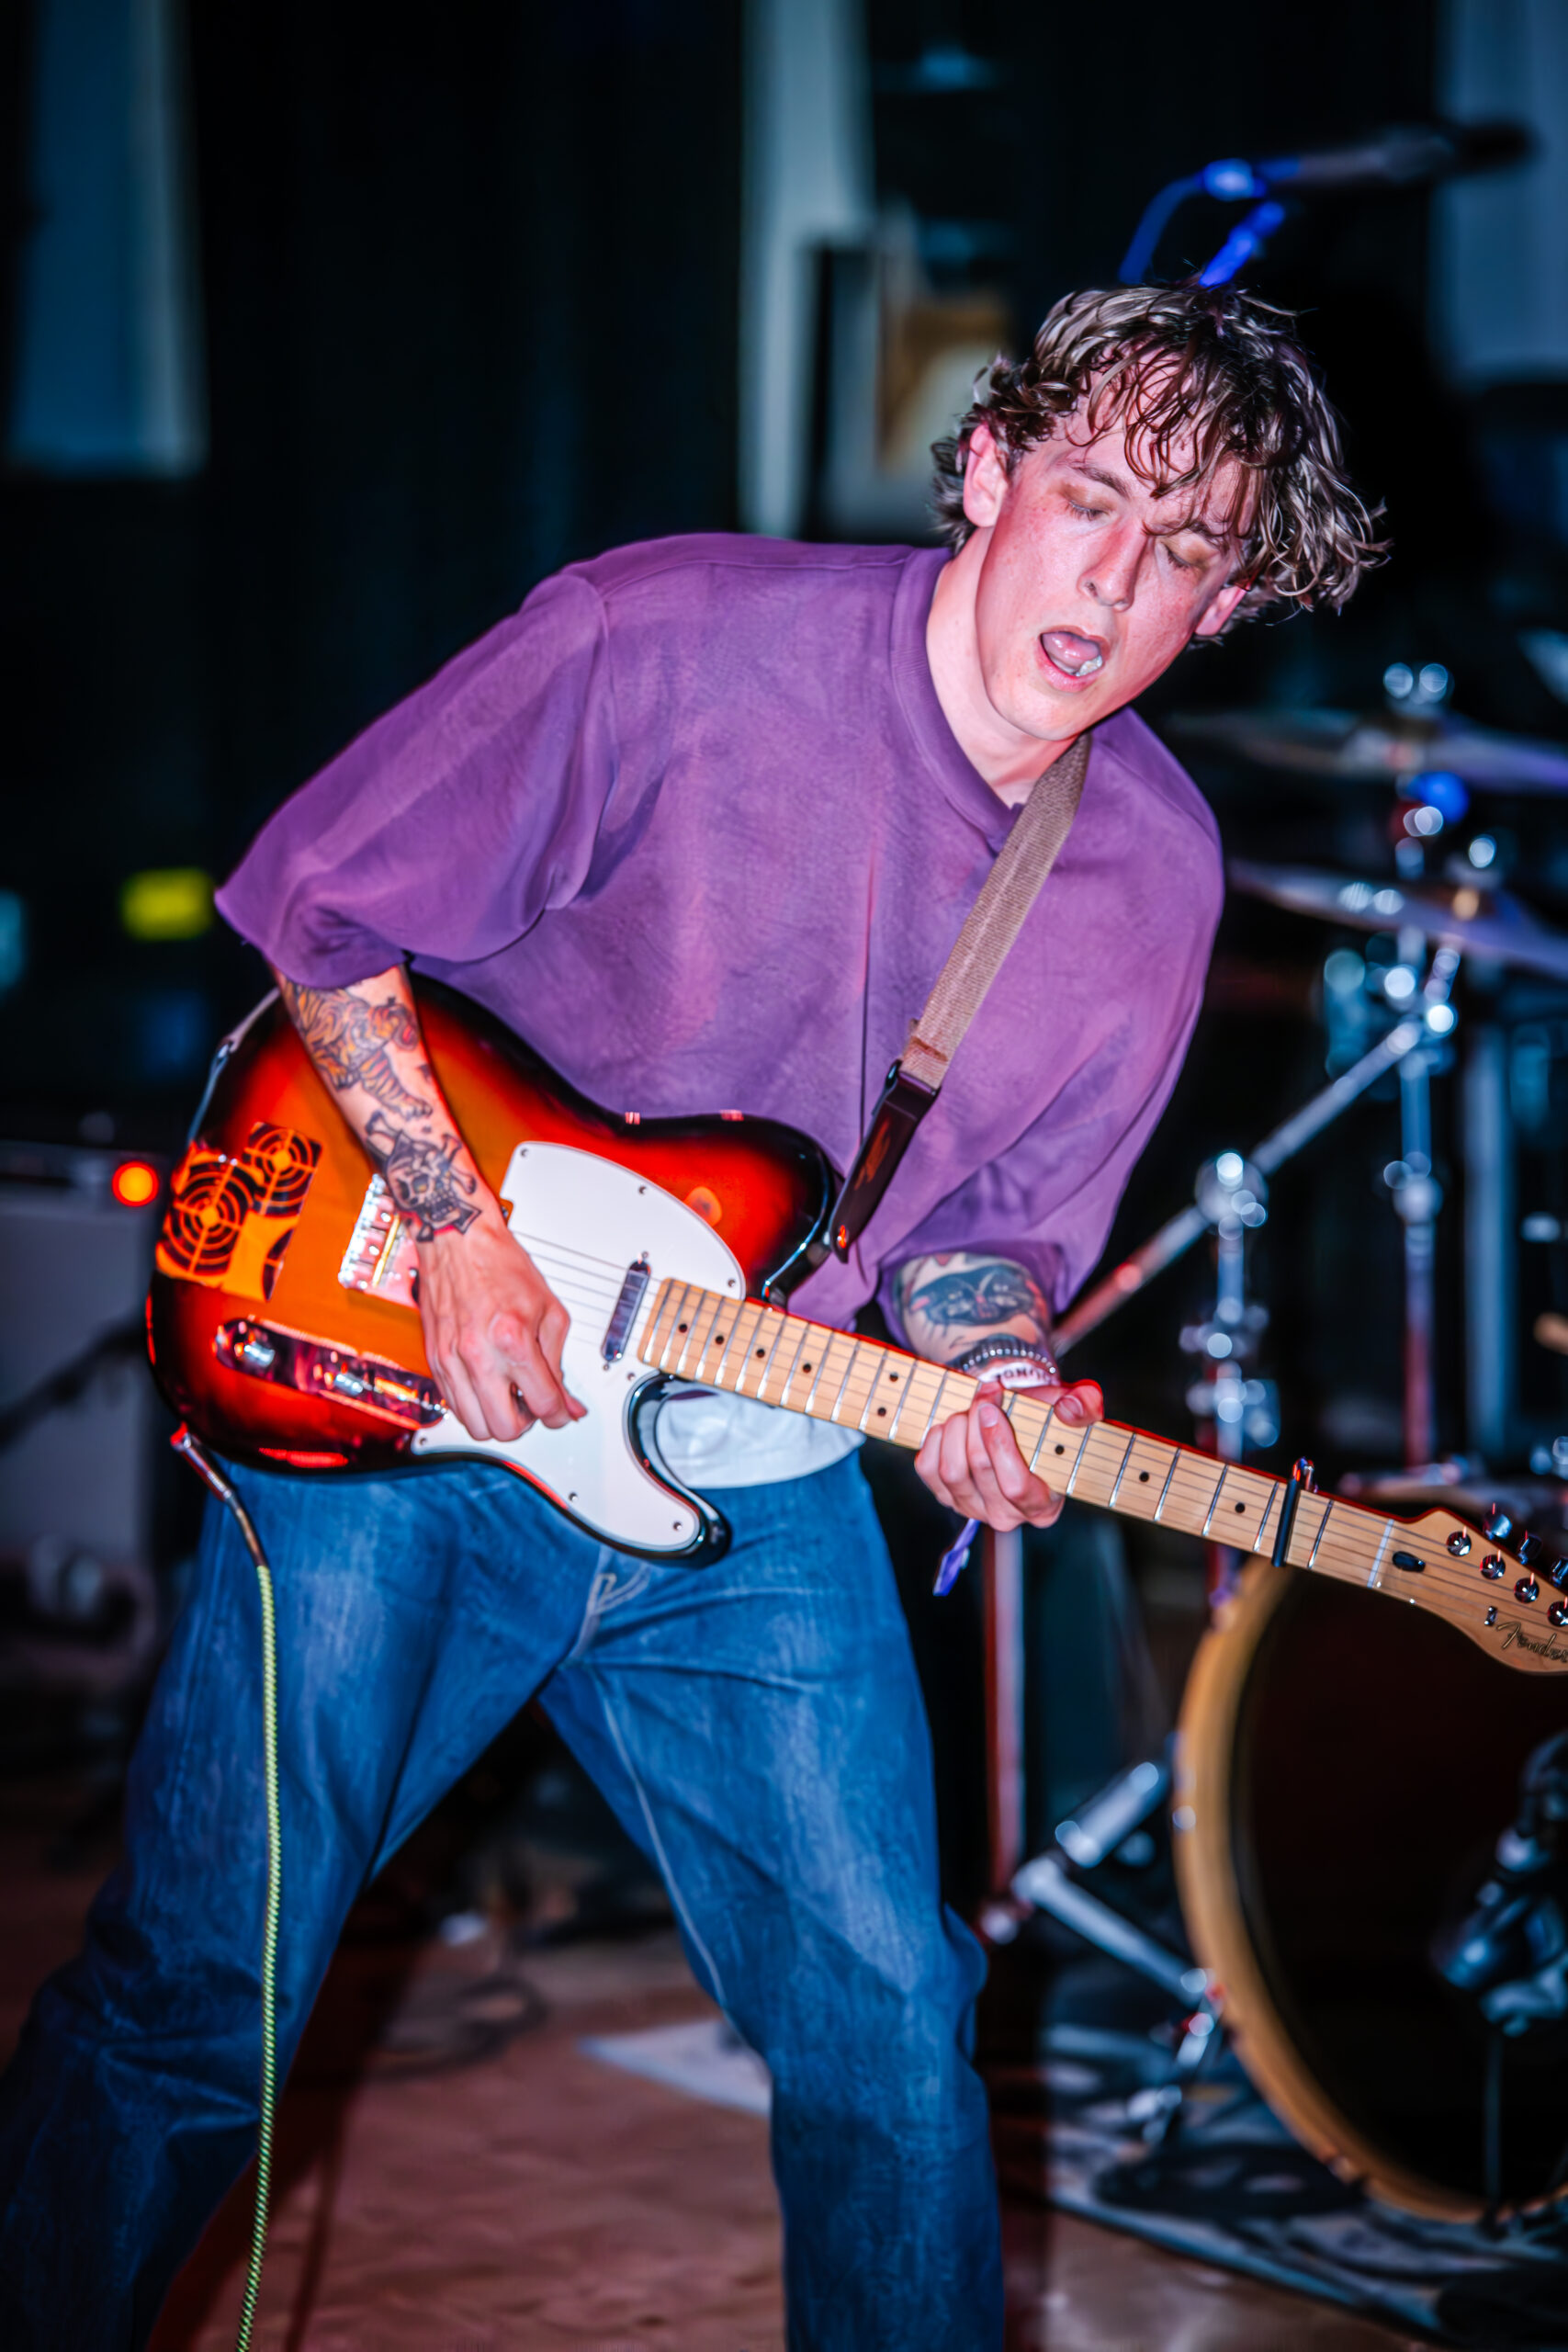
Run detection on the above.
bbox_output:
[926,537,1082,808]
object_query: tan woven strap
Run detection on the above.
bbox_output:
[900,729,1091,1094]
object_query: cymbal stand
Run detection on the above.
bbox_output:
[1054,1005,1438,1359]
[1383,943,1461,1471]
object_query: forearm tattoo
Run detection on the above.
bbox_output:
[902,1258,1047,1335]
[364,1110,480,1241]
[278,978,434,1123]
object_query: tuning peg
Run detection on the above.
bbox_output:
[1483,1503,1517,1550]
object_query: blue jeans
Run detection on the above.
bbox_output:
[0,1453,1001,2350]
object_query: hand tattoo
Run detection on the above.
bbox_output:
[903,1259,1045,1332]
[279,978,433,1123]
[364,1110,479,1241]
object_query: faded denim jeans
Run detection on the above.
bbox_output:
[0,1452,1001,2350]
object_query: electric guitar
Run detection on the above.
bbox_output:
[148,981,1568,1674]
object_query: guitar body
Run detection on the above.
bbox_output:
[148,980,836,1560]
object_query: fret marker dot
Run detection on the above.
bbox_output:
[677,1323,687,1333]
[1138,1471,1150,1483]
[1055,1444,1065,1455]
[876,1407,886,1418]
[1234,1501,1246,1512]
[755,1348,766,1358]
[803,1363,812,1373]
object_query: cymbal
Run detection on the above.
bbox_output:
[1169,706,1568,794]
[1228,859,1568,980]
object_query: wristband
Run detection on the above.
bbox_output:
[952,1334,1061,1390]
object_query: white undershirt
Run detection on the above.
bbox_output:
[652,1387,863,1489]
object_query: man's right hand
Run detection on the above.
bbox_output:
[417,1205,585,1442]
[270,961,584,1445]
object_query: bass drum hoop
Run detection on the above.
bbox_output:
[1175,1560,1484,2221]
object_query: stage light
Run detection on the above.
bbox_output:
[1469,835,1497,868]
[1426,1002,1458,1036]
[111,1159,160,1207]
[1383,965,1417,1002]
[120,867,214,941]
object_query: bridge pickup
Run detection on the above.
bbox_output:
[216,1317,444,1428]
[602,1255,651,1363]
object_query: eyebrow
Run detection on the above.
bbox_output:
[1066,461,1229,547]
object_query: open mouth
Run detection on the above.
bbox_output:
[1040,628,1108,683]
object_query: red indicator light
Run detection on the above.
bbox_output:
[111,1159,160,1207]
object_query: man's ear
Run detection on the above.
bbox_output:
[962,424,1010,531]
[1192,575,1251,640]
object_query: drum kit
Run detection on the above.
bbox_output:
[994,662,1568,2225]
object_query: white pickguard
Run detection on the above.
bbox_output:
[410,1142,747,1555]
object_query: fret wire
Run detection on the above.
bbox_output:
[750,1308,791,1400]
[768,1317,813,1407]
[1306,1497,1334,1567]
[802,1329,838,1419]
[1107,1430,1138,1507]
[711,1299,760,1390]
[660,1282,700,1374]
[856,1345,894,1434]
[1367,1518,1393,1587]
[1153,1451,1180,1521]
[1064,1421,1095,1496]
[922,1368,953,1442]
[1027,1404,1058,1472]
[826,1337,861,1423]
[886,1358,921,1443]
[645,1282,679,1370]
[728,1300,768,1395]
[685,1290,729,1381]
[1201,1464,1229,1537]
[1251,1480,1279,1553]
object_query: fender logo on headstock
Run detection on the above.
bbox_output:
[1495,1617,1568,1667]
[156,1122,321,1301]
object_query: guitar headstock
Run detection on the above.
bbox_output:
[1402,1500,1568,1673]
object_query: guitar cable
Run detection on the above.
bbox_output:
[171,1429,281,2352]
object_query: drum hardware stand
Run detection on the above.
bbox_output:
[1178,1152,1273,1605]
[1054,1005,1438,1361]
[1431,1731,1568,2223]
[997,1756,1224,2147]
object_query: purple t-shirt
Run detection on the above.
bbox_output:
[218,535,1223,1338]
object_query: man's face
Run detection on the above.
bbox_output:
[959,401,1251,745]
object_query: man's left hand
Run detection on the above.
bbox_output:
[914,1376,1103,1531]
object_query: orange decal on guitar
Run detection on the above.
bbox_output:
[156,1121,322,1300]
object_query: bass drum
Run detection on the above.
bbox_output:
[1174,1560,1568,2218]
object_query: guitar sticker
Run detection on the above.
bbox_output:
[156,1122,321,1300]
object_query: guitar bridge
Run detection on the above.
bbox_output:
[338,1174,420,1307]
[216,1317,444,1428]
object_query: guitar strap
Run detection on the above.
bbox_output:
[805,726,1092,1274]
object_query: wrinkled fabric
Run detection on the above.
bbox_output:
[0,1456,1001,2352]
[217,536,1223,1337]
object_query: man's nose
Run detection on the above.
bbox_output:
[1081,526,1140,609]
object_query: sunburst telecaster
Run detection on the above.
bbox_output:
[146,981,1568,1673]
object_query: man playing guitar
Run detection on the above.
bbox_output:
[0,281,1380,2349]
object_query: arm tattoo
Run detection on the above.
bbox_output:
[903,1260,1045,1333]
[278,978,433,1123]
[364,1110,480,1241]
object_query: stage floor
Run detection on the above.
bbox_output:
[1,1778,1421,2350]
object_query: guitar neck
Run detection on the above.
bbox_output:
[637,1278,1451,1589]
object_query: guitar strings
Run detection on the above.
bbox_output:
[459,1257,1488,1621]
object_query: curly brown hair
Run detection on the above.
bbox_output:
[931,281,1386,626]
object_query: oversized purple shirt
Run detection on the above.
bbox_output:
[217,535,1223,1338]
